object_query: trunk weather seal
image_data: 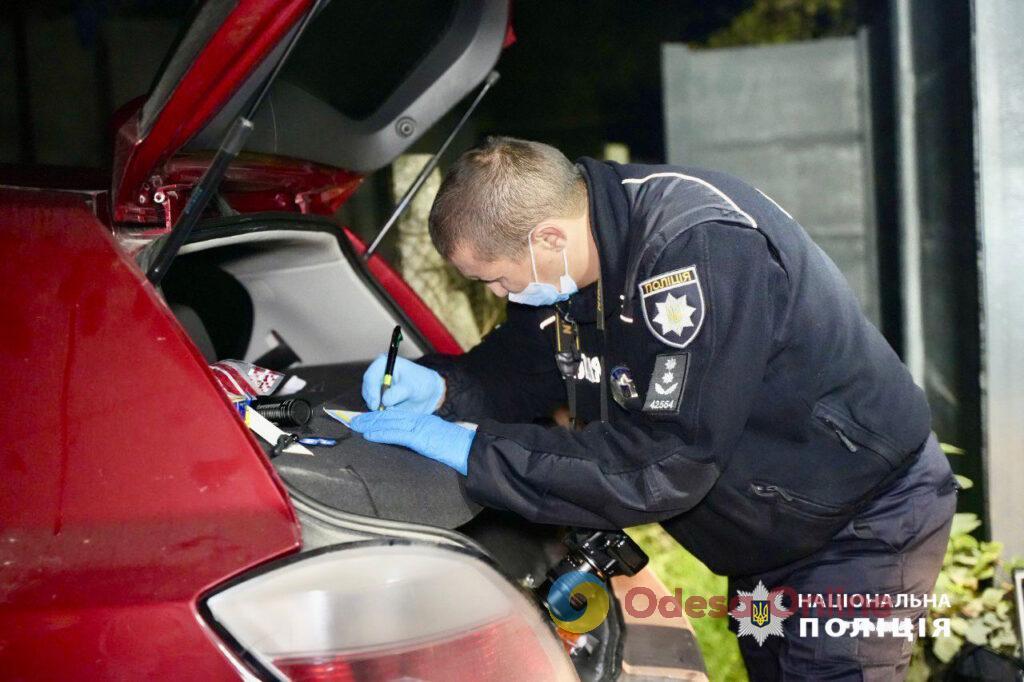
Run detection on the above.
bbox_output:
[285,481,489,556]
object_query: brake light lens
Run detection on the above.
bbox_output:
[204,542,578,681]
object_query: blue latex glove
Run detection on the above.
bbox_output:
[349,411,474,475]
[361,354,445,413]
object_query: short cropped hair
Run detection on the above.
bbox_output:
[428,136,587,262]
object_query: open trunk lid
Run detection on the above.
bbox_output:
[112,0,511,226]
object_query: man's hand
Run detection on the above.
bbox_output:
[348,411,474,475]
[361,355,446,413]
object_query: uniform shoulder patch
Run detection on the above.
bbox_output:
[643,353,689,414]
[638,265,705,348]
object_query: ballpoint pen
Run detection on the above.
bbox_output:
[379,325,403,410]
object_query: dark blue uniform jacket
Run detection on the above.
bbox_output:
[420,158,932,577]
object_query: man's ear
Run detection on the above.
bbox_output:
[532,223,567,252]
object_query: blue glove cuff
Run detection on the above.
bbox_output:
[426,370,446,414]
[441,420,475,475]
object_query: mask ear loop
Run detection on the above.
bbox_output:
[528,227,571,288]
[526,227,541,282]
[528,242,541,282]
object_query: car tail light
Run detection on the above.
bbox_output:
[203,541,578,681]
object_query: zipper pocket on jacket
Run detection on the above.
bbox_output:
[812,402,904,467]
[819,415,858,453]
[750,482,845,515]
[751,482,795,502]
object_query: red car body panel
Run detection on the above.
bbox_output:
[1,0,513,675]
[0,187,301,678]
[112,0,314,224]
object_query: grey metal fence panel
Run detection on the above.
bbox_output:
[662,37,880,323]
[973,0,1024,559]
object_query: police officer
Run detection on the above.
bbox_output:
[349,137,957,680]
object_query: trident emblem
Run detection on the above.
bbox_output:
[751,599,771,627]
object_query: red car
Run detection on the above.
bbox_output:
[0,2,697,680]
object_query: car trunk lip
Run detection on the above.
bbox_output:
[131,152,364,229]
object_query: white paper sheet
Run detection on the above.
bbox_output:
[324,407,477,431]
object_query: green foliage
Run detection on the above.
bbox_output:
[940,443,967,456]
[704,0,856,48]
[629,525,749,682]
[906,458,1023,679]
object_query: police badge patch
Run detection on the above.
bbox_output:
[638,265,705,348]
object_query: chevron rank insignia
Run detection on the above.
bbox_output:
[639,265,705,348]
[643,353,689,414]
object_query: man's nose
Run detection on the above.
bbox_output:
[486,282,508,298]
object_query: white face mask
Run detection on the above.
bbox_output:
[507,227,579,306]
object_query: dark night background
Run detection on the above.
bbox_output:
[0,0,855,168]
[476,1,749,161]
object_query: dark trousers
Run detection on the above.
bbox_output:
[732,433,957,681]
